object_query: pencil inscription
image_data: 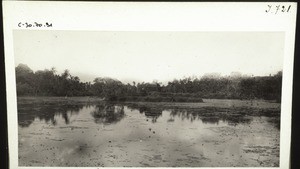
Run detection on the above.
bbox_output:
[18,22,53,28]
[265,5,291,14]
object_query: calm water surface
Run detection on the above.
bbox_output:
[18,102,280,167]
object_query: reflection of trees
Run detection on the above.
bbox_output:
[124,103,280,128]
[18,113,36,128]
[169,108,253,125]
[170,109,200,122]
[172,109,221,124]
[62,112,70,124]
[222,115,252,126]
[91,104,125,124]
[201,117,220,124]
[143,108,162,123]
[18,104,82,128]
[128,105,162,123]
[267,117,280,130]
[128,104,257,125]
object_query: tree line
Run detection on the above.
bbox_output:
[15,64,282,102]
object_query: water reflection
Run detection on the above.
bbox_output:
[167,108,252,126]
[18,104,82,127]
[267,117,280,130]
[17,102,279,130]
[18,101,280,167]
[201,117,220,124]
[169,109,200,123]
[137,106,162,123]
[90,104,125,124]
[224,115,252,126]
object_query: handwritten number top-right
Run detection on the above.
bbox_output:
[265,5,291,14]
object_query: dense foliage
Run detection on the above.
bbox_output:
[15,64,282,102]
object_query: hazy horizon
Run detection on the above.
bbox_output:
[14,31,285,84]
[15,62,282,85]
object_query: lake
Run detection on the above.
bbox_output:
[17,98,280,167]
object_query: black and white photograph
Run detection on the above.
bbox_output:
[14,31,284,167]
[3,2,297,169]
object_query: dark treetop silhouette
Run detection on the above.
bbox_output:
[15,64,282,102]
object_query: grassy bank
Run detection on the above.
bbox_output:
[17,96,105,106]
[17,97,280,111]
[17,94,204,104]
[110,95,203,102]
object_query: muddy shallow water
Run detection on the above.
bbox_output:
[18,99,280,167]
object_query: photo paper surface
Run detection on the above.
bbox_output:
[3,2,297,169]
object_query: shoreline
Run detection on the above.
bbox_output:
[17,96,281,117]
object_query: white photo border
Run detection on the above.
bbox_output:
[3,1,297,169]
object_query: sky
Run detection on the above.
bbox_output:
[13,30,285,83]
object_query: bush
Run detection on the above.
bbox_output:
[16,83,35,96]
